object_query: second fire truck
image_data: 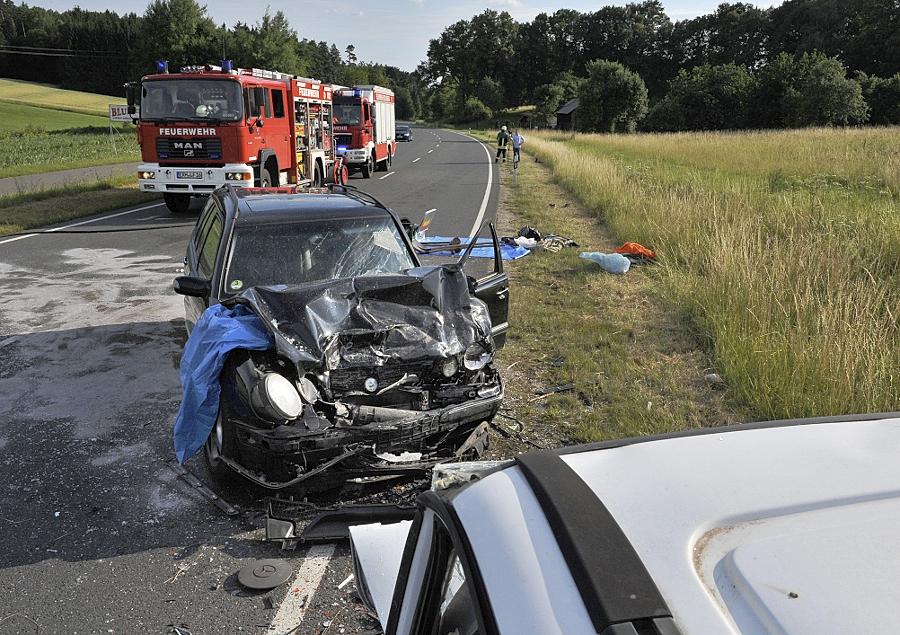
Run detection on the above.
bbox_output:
[333,85,396,179]
[127,61,348,214]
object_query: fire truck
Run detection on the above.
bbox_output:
[126,61,347,214]
[333,85,396,179]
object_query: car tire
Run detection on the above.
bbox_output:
[164,193,191,214]
[259,167,272,188]
[313,166,322,188]
[362,153,374,178]
[204,413,240,484]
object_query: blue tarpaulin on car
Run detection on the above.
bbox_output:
[417,236,530,260]
[173,303,273,464]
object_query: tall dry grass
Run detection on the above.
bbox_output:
[528,128,899,418]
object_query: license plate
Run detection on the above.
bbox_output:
[176,170,203,180]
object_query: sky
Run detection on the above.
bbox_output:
[31,1,780,71]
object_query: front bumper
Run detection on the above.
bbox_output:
[224,387,503,490]
[336,148,369,165]
[138,162,254,194]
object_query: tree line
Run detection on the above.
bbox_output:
[0,0,422,118]
[422,1,900,131]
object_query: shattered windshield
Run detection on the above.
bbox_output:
[225,216,416,292]
[141,79,243,122]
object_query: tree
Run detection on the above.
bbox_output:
[132,0,218,75]
[644,64,756,131]
[345,44,357,64]
[459,96,492,123]
[427,81,458,121]
[857,72,900,125]
[753,52,868,128]
[533,72,583,126]
[252,10,304,75]
[475,76,504,113]
[576,60,648,132]
[394,85,416,120]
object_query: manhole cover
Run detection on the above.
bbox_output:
[237,559,293,590]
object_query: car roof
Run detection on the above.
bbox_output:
[448,412,900,634]
[228,188,393,226]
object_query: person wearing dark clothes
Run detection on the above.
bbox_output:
[496,125,510,162]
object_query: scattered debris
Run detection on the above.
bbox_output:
[704,372,727,389]
[337,574,354,590]
[165,459,239,516]
[263,597,275,610]
[266,500,417,549]
[580,252,631,275]
[165,562,197,585]
[613,242,657,264]
[237,559,293,591]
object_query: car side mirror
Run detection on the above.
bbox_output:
[255,118,264,128]
[173,276,211,298]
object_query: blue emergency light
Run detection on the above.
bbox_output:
[221,59,233,72]
[354,89,361,97]
[155,60,169,74]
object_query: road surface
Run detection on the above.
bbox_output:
[0,127,498,635]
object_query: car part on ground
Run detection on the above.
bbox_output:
[236,559,293,590]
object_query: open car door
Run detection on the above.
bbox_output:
[412,222,509,348]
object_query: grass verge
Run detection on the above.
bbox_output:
[0,78,123,117]
[0,178,157,236]
[526,129,899,419]
[481,139,746,450]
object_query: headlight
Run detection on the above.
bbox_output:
[139,170,155,179]
[463,343,493,371]
[226,172,252,181]
[250,373,303,420]
[440,358,459,378]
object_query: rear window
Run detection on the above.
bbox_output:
[224,216,416,292]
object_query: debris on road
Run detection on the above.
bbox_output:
[237,559,293,591]
[164,459,239,516]
[337,574,354,590]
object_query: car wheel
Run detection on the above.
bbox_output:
[259,167,272,188]
[164,193,191,214]
[362,153,374,179]
[204,414,240,484]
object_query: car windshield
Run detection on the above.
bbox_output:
[141,79,243,122]
[225,215,416,292]
[333,102,361,125]
[397,126,410,132]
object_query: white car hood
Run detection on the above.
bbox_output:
[349,520,413,627]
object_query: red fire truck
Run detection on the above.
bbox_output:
[333,85,396,178]
[126,61,347,214]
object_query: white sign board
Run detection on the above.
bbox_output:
[109,104,136,122]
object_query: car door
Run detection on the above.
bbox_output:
[184,200,224,330]
[473,224,509,348]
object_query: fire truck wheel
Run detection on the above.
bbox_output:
[313,166,323,188]
[164,193,191,214]
[362,154,374,179]
[340,164,349,185]
[259,168,273,188]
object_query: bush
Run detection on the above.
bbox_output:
[643,64,756,131]
[576,60,648,133]
[459,96,493,123]
[857,72,900,125]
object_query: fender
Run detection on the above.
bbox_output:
[253,149,278,184]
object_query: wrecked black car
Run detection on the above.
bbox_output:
[172,185,509,491]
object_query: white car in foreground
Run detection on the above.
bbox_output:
[350,412,900,635]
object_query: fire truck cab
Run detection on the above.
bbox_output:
[128,61,344,214]
[333,85,396,179]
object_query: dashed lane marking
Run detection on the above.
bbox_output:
[269,543,336,634]
[412,158,421,163]
[0,202,166,245]
[379,171,395,180]
[428,149,434,153]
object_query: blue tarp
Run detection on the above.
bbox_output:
[173,303,274,464]
[418,236,531,260]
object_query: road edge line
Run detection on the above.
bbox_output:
[0,201,165,245]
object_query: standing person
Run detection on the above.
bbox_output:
[511,128,526,164]
[496,125,510,163]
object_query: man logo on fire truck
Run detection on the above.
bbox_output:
[127,60,370,214]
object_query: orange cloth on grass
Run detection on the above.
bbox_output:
[614,242,656,260]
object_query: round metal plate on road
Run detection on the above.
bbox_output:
[237,559,293,590]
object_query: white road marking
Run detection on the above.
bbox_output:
[379,171,395,180]
[457,131,494,237]
[269,544,336,634]
[0,202,166,245]
[427,149,434,154]
[412,157,421,163]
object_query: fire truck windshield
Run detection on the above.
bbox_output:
[141,79,243,122]
[333,102,361,125]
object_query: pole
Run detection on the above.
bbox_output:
[222,22,226,60]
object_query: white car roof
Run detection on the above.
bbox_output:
[452,414,900,634]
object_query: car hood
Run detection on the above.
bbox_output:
[350,520,413,627]
[225,265,493,371]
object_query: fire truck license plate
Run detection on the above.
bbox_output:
[176,170,203,180]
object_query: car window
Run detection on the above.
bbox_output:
[224,215,415,292]
[272,89,285,118]
[435,552,479,635]
[197,214,223,278]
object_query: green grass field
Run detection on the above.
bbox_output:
[0,85,139,178]
[0,78,123,117]
[527,128,900,419]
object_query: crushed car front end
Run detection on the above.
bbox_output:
[211,266,503,490]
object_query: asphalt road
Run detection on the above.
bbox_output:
[0,127,498,635]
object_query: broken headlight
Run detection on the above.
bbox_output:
[250,373,303,421]
[463,343,493,371]
[440,358,459,378]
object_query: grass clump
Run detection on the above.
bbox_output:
[527,128,899,419]
[0,178,153,236]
